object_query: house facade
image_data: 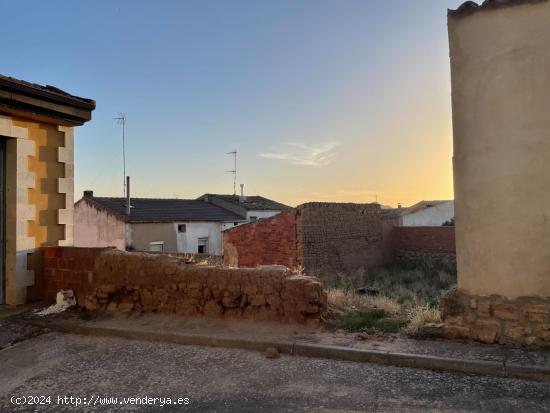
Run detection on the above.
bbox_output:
[74,193,245,255]
[0,75,95,304]
[399,200,454,226]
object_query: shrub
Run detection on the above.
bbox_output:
[404,305,441,336]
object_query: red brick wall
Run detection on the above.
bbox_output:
[223,210,297,268]
[41,246,110,303]
[392,226,456,254]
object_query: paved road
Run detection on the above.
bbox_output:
[0,332,549,412]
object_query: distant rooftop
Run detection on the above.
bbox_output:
[199,194,291,211]
[78,195,245,223]
[449,0,547,17]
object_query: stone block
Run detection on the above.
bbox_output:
[493,303,519,321]
[523,304,550,323]
[473,321,500,344]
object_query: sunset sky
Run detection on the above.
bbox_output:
[1,0,465,207]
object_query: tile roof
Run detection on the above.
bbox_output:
[0,74,95,108]
[81,197,245,223]
[449,0,547,17]
[200,194,291,211]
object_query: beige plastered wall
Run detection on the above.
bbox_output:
[0,114,74,304]
[449,0,550,299]
[74,200,125,250]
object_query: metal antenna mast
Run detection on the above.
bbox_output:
[113,113,127,197]
[226,150,237,195]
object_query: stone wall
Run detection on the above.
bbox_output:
[441,289,550,348]
[38,247,326,325]
[223,202,384,282]
[223,210,297,268]
[391,226,456,275]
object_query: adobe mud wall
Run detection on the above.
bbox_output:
[39,247,326,325]
[297,203,384,279]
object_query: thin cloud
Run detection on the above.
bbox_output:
[259,141,341,167]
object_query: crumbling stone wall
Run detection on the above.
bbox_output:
[441,289,550,348]
[392,226,456,275]
[39,247,326,325]
[223,202,384,282]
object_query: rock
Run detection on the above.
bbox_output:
[523,304,550,323]
[493,303,518,321]
[418,323,445,339]
[355,332,369,341]
[265,347,280,359]
[473,321,500,343]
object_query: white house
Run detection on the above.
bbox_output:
[74,192,246,255]
[399,200,454,226]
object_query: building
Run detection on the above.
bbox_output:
[398,200,454,226]
[443,0,550,345]
[197,189,290,223]
[74,192,245,255]
[0,74,95,304]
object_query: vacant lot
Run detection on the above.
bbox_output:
[325,265,455,335]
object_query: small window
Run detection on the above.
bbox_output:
[249,216,258,222]
[149,241,164,252]
[233,222,239,226]
[198,237,209,254]
[178,224,187,233]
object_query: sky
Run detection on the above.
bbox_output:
[0,0,465,207]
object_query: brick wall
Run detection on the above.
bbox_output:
[39,247,110,303]
[392,226,455,253]
[223,203,385,282]
[391,226,456,275]
[223,210,297,268]
[38,247,326,324]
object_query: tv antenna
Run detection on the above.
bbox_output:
[226,150,237,195]
[113,113,127,197]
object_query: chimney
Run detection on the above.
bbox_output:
[239,184,246,202]
[126,176,131,216]
[83,190,93,198]
[397,203,402,209]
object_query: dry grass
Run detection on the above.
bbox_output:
[326,288,401,318]
[404,305,441,336]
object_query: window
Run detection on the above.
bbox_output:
[249,216,258,222]
[198,237,209,254]
[233,222,239,226]
[149,241,164,252]
[177,224,187,233]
